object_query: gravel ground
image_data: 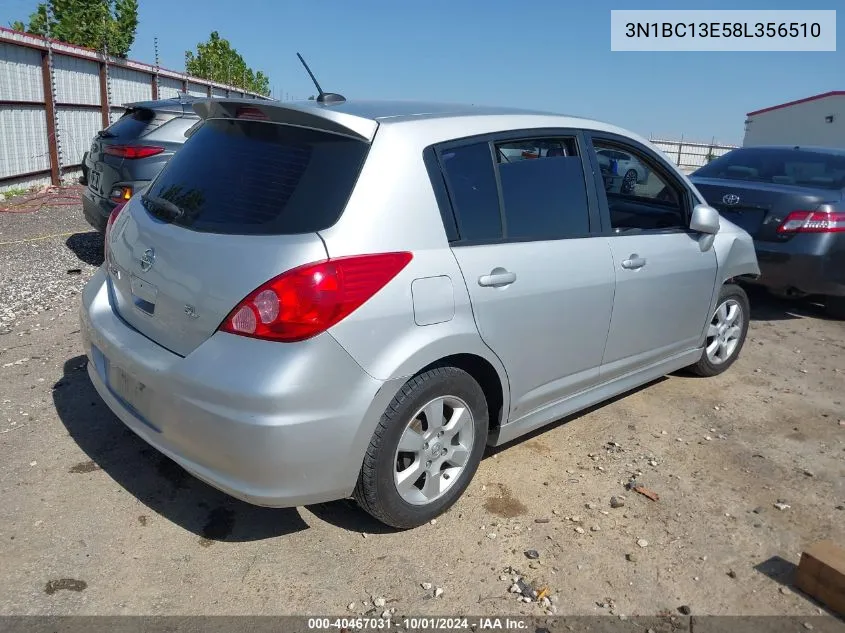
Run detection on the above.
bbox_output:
[0,194,101,332]
[1,200,844,619]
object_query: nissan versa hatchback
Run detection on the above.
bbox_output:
[80,98,760,528]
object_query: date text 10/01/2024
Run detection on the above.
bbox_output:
[625,22,822,39]
[307,617,529,630]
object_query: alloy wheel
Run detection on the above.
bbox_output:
[705,298,743,365]
[393,395,475,505]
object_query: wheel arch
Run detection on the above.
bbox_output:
[417,352,508,437]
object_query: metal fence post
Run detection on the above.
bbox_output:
[152,37,160,99]
[39,50,60,187]
[98,61,110,128]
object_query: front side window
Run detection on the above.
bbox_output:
[593,139,688,232]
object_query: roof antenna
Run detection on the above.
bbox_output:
[296,53,346,104]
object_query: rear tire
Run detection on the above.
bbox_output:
[826,295,845,320]
[353,367,488,529]
[688,284,750,377]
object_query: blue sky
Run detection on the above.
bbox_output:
[3,0,843,144]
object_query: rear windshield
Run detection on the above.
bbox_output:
[695,147,845,190]
[141,119,369,235]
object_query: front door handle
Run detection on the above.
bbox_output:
[478,268,517,288]
[621,254,647,270]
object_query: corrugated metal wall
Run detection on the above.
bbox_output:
[0,105,50,179]
[0,31,269,192]
[56,108,102,166]
[109,66,151,106]
[158,77,183,99]
[0,42,43,101]
[53,55,100,105]
[187,81,207,98]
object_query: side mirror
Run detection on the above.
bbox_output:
[690,204,720,234]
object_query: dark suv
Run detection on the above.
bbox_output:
[81,96,203,232]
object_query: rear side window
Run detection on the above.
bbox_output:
[495,137,589,239]
[439,142,502,241]
[104,108,171,139]
[141,119,369,235]
[437,135,591,243]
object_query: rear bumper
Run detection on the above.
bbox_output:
[79,267,401,507]
[749,234,845,297]
[81,189,113,233]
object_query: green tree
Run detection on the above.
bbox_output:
[10,0,138,58]
[184,32,270,96]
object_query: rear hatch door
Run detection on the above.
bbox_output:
[106,102,373,357]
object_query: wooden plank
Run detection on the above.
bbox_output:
[40,50,60,187]
[795,540,845,617]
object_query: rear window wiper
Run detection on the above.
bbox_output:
[141,194,184,222]
[97,130,116,138]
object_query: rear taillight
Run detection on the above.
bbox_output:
[104,145,165,159]
[219,252,413,342]
[104,201,127,261]
[777,210,845,234]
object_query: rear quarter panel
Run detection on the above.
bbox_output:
[318,124,511,412]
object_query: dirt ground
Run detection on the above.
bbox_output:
[1,197,843,618]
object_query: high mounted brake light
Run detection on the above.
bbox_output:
[235,106,269,121]
[219,252,413,342]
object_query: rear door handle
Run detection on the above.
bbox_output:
[478,269,517,287]
[621,254,647,270]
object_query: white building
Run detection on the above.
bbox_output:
[743,91,845,148]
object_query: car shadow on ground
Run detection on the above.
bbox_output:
[745,286,836,322]
[65,232,104,267]
[53,355,396,541]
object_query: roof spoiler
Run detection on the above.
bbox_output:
[191,98,378,142]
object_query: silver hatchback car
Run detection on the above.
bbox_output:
[80,98,760,528]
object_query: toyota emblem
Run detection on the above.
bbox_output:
[722,193,741,206]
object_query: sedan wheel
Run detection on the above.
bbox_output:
[622,169,638,193]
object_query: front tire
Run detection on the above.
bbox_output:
[688,284,750,377]
[353,367,488,529]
